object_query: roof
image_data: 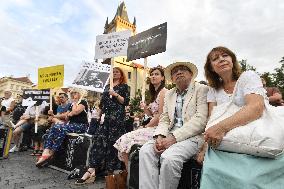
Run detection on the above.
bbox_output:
[131,62,144,69]
[13,77,33,84]
[0,76,33,84]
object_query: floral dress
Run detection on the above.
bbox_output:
[89,83,130,172]
[113,88,166,160]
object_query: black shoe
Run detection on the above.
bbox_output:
[19,146,28,152]
[75,171,96,185]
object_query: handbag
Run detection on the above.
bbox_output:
[206,81,284,158]
[105,170,127,189]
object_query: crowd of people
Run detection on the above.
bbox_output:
[1,46,284,189]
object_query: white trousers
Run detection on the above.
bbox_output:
[139,136,203,189]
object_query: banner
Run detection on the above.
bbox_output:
[95,30,131,59]
[38,65,64,89]
[127,22,167,61]
[72,61,111,93]
[22,89,50,107]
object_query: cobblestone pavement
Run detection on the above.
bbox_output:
[0,150,105,189]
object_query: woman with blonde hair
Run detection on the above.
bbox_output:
[36,89,89,167]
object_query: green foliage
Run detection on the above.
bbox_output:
[261,57,284,96]
[129,89,143,115]
[272,59,284,96]
[166,83,176,90]
[261,72,274,87]
[239,59,257,72]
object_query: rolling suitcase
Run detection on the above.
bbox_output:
[0,125,13,159]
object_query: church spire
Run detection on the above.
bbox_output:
[104,17,108,29]
[133,17,136,26]
[115,1,129,22]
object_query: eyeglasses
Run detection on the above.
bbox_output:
[171,66,191,76]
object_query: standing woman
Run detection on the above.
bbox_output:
[199,46,284,188]
[114,67,167,169]
[76,67,129,184]
[36,89,88,167]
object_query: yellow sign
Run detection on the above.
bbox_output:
[38,65,64,89]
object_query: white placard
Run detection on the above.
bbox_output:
[72,61,111,93]
[95,30,131,59]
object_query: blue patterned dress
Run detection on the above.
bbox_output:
[44,100,88,151]
[89,83,130,172]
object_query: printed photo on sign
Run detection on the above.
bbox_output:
[72,61,111,93]
[127,22,167,61]
[22,89,50,107]
[95,30,131,59]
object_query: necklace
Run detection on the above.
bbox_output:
[223,83,235,93]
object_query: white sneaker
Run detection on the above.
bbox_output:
[9,145,19,153]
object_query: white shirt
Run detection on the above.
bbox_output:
[1,97,15,109]
[207,71,267,106]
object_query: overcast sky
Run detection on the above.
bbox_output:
[0,0,283,85]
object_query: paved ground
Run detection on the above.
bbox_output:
[0,150,105,189]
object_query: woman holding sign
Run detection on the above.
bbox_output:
[36,89,88,167]
[75,67,129,185]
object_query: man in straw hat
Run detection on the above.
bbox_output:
[139,62,208,189]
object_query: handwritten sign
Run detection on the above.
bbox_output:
[95,30,131,59]
[127,22,167,61]
[72,61,111,93]
[38,65,64,89]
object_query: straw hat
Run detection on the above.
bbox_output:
[164,61,198,82]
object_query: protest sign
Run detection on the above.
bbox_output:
[95,30,131,59]
[72,61,111,93]
[22,89,50,107]
[38,65,64,89]
[127,22,167,61]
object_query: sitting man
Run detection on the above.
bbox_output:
[139,62,208,189]
[48,93,71,124]
[9,102,47,153]
[1,91,15,127]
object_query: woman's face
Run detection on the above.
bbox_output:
[150,69,164,86]
[113,68,122,80]
[70,92,80,100]
[210,51,233,75]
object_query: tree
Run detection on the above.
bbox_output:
[271,59,284,96]
[129,89,143,115]
[239,59,257,72]
[261,72,274,87]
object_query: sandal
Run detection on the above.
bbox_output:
[35,150,43,156]
[75,170,96,185]
[30,150,38,156]
[35,155,53,168]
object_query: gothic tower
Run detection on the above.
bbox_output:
[104,2,136,34]
[102,2,144,98]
